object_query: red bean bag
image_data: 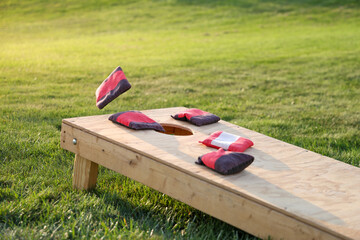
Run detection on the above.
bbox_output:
[199,131,253,152]
[96,66,131,109]
[109,111,165,132]
[196,148,254,175]
[171,108,220,126]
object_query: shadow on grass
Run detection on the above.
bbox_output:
[91,183,259,239]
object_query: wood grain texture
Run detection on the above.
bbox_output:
[73,154,98,190]
[60,107,360,239]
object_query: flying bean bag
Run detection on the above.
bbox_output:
[96,66,131,109]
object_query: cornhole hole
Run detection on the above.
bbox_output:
[60,107,360,240]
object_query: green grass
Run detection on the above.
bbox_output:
[1,0,359,239]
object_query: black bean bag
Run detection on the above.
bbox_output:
[196,148,254,175]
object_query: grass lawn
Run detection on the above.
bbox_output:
[1,0,359,239]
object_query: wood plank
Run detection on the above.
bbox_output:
[73,154,98,190]
[60,107,360,239]
[61,123,342,239]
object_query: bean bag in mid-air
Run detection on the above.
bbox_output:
[96,66,131,109]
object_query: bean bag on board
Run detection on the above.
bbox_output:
[199,131,253,152]
[196,148,254,175]
[109,111,165,132]
[171,108,220,126]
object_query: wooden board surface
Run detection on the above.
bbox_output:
[60,107,360,239]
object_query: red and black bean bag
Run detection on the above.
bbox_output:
[171,108,220,126]
[96,66,131,109]
[109,111,165,132]
[199,131,253,152]
[196,148,254,175]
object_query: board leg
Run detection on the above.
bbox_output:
[73,154,99,190]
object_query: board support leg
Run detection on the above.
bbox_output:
[73,154,98,190]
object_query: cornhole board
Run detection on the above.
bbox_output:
[60,107,360,240]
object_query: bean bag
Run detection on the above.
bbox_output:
[196,148,254,175]
[171,108,220,126]
[96,66,131,109]
[199,131,253,152]
[109,111,165,132]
